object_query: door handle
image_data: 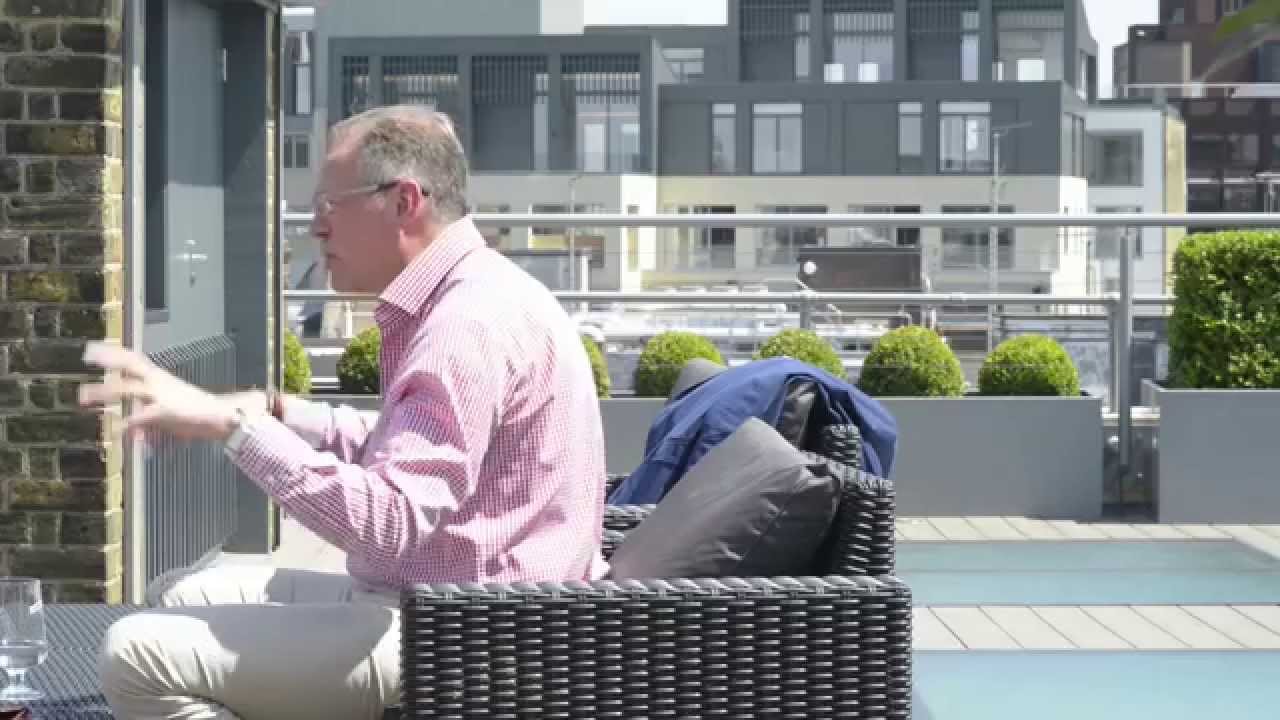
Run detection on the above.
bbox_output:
[180,239,208,284]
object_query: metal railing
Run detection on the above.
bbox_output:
[280,210,1280,492]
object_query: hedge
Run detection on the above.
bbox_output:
[337,327,381,394]
[633,331,724,398]
[282,329,312,395]
[754,328,845,378]
[857,326,965,397]
[1168,231,1280,389]
[582,335,611,399]
[978,334,1080,396]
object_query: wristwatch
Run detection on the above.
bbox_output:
[223,405,253,458]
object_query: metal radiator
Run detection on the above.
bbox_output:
[143,335,240,586]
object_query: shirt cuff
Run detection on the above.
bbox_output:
[280,394,333,449]
[222,412,318,496]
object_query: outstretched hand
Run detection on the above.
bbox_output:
[78,341,244,442]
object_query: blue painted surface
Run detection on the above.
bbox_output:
[898,540,1280,605]
[913,651,1280,720]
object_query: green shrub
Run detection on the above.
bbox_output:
[857,326,965,397]
[582,335,611,399]
[282,329,312,395]
[1168,231,1280,389]
[337,327,381,394]
[978,334,1080,396]
[633,331,724,398]
[754,328,845,378]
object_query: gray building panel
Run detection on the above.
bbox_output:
[844,102,899,174]
[660,102,713,174]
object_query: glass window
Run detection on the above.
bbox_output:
[283,134,309,169]
[962,11,979,81]
[995,10,1064,82]
[942,204,1014,269]
[712,103,736,174]
[837,205,921,247]
[898,102,923,172]
[938,101,991,173]
[795,12,811,80]
[753,103,804,174]
[1093,206,1142,260]
[663,48,704,83]
[565,56,642,173]
[534,72,549,171]
[1088,133,1143,186]
[756,205,825,267]
[286,30,313,115]
[660,205,736,271]
[827,11,894,83]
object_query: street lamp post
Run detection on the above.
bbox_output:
[568,173,583,292]
[989,121,1032,352]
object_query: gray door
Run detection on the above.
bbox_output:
[145,0,225,352]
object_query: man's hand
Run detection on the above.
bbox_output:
[78,341,245,442]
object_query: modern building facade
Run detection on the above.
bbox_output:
[283,0,1102,297]
[1117,0,1280,214]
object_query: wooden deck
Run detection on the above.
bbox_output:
[901,517,1280,652]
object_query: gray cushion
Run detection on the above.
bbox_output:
[667,358,727,404]
[606,418,841,579]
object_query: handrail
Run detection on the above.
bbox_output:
[281,211,1280,229]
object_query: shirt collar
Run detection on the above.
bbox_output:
[377,215,485,319]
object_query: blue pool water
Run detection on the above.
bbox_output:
[898,540,1280,605]
[913,651,1280,720]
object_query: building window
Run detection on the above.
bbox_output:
[1088,133,1142,186]
[1094,206,1142,259]
[381,55,462,140]
[756,205,826,267]
[795,12,811,80]
[565,55,642,173]
[340,55,371,118]
[994,8,1064,82]
[938,101,990,172]
[753,103,803,173]
[1223,0,1250,15]
[471,56,549,172]
[662,205,737,270]
[942,205,1014,269]
[825,5,894,83]
[739,0,812,81]
[534,72,549,171]
[837,205,921,246]
[712,103,737,173]
[898,102,923,172]
[283,134,310,169]
[286,30,313,115]
[663,48,704,82]
[626,204,641,272]
[532,203,608,269]
[475,204,512,249]
[907,0,979,81]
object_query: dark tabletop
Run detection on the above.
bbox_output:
[13,604,142,719]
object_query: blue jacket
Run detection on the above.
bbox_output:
[608,358,898,505]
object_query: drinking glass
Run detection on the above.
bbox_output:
[0,578,46,703]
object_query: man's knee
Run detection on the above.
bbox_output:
[98,613,161,699]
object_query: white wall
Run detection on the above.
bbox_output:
[1085,106,1170,298]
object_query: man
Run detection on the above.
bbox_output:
[80,105,608,719]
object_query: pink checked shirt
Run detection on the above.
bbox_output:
[227,217,609,591]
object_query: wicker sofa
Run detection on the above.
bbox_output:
[395,423,910,719]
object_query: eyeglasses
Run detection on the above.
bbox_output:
[312,180,429,216]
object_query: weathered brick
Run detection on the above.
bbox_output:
[28,24,57,52]
[27,92,55,121]
[58,91,105,121]
[61,23,118,53]
[5,56,119,90]
[0,91,22,121]
[60,233,107,265]
[31,513,59,545]
[6,412,101,444]
[32,306,57,337]
[7,0,114,19]
[0,309,28,339]
[61,308,107,338]
[10,341,90,374]
[0,380,24,408]
[0,449,23,477]
[0,22,22,52]
[61,511,118,545]
[28,234,56,264]
[59,447,104,478]
[10,546,107,580]
[24,161,55,194]
[28,448,56,479]
[0,513,31,544]
[7,271,103,302]
[11,479,107,511]
[54,158,108,194]
[5,123,107,155]
[6,197,107,229]
[0,158,21,193]
[0,234,26,264]
[28,380,56,409]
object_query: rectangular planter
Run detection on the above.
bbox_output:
[599,398,667,475]
[877,396,1105,519]
[1146,380,1280,523]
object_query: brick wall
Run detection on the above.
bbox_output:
[0,0,125,603]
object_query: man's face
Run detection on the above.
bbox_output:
[310,145,401,293]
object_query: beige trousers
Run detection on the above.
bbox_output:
[97,565,400,720]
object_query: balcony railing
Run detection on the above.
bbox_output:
[278,210,1280,503]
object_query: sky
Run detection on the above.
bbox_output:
[586,0,1158,98]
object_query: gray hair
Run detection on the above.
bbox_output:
[331,104,470,223]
